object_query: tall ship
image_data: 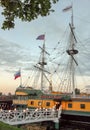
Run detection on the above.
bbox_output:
[13,5,90,123]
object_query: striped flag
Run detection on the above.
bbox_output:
[63,5,72,12]
[36,34,45,40]
[14,70,21,80]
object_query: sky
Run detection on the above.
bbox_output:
[0,0,90,94]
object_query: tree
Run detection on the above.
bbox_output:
[75,88,80,95]
[0,92,2,96]
[0,0,59,30]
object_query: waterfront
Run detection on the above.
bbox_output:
[20,120,90,130]
[60,120,90,130]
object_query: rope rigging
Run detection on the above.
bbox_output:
[23,13,90,93]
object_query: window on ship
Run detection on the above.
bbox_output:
[46,102,50,106]
[17,95,28,100]
[80,104,85,109]
[68,103,72,108]
[30,101,34,105]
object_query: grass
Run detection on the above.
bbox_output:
[0,122,23,130]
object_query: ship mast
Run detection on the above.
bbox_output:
[66,4,78,97]
[35,36,50,91]
[41,41,46,91]
[40,41,51,91]
[40,41,52,91]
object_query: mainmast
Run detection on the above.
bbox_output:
[66,5,78,97]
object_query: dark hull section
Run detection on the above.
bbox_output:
[0,100,13,110]
[61,114,90,122]
[60,114,90,129]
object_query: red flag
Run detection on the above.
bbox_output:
[14,70,21,80]
[36,34,45,40]
[63,5,72,12]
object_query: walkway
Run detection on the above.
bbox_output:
[0,108,61,125]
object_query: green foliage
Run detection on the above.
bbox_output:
[0,0,59,30]
[75,88,80,95]
[0,92,2,96]
[0,122,22,130]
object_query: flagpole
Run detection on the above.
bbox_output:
[20,68,22,87]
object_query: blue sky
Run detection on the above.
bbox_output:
[0,0,90,94]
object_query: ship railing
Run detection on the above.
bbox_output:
[0,107,62,125]
[72,95,90,99]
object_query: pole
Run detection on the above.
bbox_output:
[54,119,59,130]
[20,68,22,87]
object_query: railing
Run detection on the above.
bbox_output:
[0,108,62,125]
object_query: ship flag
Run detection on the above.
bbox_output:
[36,34,45,40]
[14,70,21,80]
[62,5,72,12]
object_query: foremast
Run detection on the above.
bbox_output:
[35,35,50,92]
[40,41,46,91]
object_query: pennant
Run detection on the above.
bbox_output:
[36,34,45,40]
[14,70,21,80]
[63,5,72,12]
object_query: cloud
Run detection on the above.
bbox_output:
[0,38,37,72]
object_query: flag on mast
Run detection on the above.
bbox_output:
[62,5,72,12]
[14,70,21,80]
[36,34,45,40]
